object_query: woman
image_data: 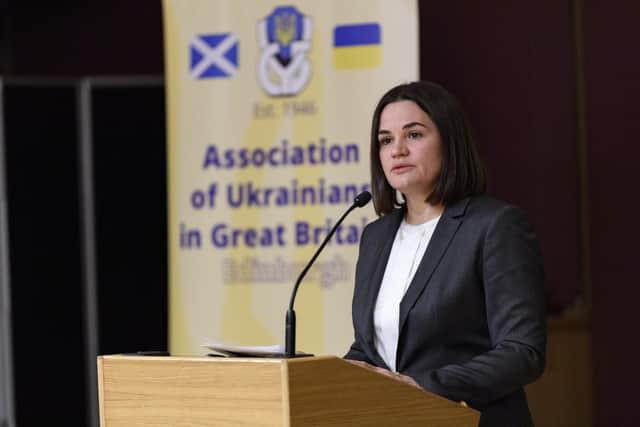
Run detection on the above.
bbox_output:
[345,81,546,426]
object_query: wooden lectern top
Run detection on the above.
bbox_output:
[97,354,479,426]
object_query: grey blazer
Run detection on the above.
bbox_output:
[345,196,546,427]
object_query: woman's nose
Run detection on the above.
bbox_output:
[391,139,408,157]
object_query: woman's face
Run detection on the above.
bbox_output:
[378,100,443,202]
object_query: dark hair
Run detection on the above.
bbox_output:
[370,81,487,215]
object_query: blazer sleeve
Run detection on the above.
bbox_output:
[344,340,370,362]
[417,205,546,409]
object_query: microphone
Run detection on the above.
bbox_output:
[284,190,371,358]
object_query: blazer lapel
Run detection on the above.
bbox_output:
[398,198,470,334]
[361,209,404,355]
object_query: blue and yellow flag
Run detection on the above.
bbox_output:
[333,23,382,69]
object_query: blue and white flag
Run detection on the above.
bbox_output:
[190,33,239,79]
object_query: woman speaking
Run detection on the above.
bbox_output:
[345,81,546,427]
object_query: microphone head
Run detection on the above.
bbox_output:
[353,191,372,207]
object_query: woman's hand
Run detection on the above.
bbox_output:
[345,359,423,389]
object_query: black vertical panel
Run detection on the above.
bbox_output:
[91,85,167,354]
[4,85,86,425]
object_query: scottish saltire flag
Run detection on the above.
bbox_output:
[190,33,239,79]
[333,23,381,69]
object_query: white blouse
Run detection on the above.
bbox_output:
[373,215,440,372]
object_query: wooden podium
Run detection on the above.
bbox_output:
[97,354,479,426]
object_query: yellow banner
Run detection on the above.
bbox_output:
[163,0,418,356]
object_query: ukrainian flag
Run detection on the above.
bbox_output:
[333,23,382,70]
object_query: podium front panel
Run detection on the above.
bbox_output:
[98,356,285,426]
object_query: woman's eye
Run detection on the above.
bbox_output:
[379,137,392,146]
[408,131,422,139]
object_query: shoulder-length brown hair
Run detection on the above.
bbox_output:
[370,81,487,216]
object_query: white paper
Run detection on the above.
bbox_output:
[202,340,284,357]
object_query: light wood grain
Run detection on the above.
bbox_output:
[98,355,284,426]
[280,360,291,427]
[286,356,479,427]
[97,357,106,427]
[98,355,479,427]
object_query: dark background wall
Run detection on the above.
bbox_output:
[1,0,638,426]
[584,1,639,425]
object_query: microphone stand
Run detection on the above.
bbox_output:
[284,191,371,358]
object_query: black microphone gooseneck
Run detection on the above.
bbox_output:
[285,191,371,358]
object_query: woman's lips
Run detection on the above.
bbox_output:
[391,164,413,173]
